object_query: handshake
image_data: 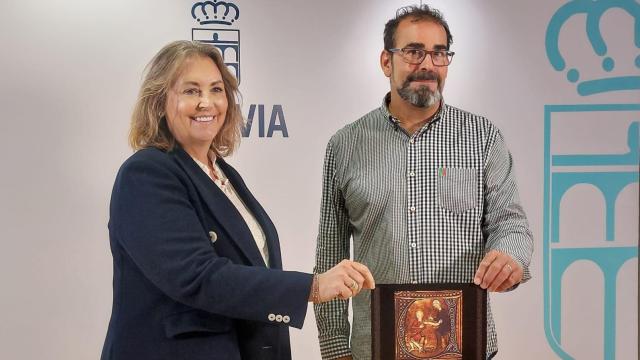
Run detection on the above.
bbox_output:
[309,260,376,303]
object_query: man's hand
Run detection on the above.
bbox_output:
[473,250,522,292]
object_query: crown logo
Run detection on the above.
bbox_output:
[191,0,239,26]
[545,0,640,96]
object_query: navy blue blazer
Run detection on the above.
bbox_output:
[101,147,313,360]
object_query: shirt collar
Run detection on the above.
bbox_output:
[381,92,446,131]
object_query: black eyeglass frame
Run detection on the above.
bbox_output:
[386,47,455,66]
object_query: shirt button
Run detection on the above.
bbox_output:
[282,315,290,324]
[411,243,417,248]
[268,313,275,321]
[275,315,283,322]
[408,171,415,177]
[411,280,418,284]
[409,139,415,144]
[409,206,416,212]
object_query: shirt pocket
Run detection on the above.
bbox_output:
[437,167,479,213]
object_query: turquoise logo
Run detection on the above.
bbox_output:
[545,0,640,96]
[544,1,640,359]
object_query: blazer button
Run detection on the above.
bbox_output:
[275,315,283,322]
[209,231,217,243]
[282,315,290,324]
[268,313,275,321]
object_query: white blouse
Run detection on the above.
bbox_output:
[191,153,270,267]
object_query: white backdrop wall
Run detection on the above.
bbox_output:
[0,1,637,359]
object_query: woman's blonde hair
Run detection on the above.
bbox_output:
[129,40,242,157]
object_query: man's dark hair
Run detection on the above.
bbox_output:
[383,4,453,50]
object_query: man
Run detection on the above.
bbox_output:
[430,299,449,351]
[314,4,533,360]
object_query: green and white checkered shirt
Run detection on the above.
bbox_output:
[314,94,533,359]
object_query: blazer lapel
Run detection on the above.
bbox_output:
[171,148,267,267]
[217,158,283,270]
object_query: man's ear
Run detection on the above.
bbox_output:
[380,50,392,78]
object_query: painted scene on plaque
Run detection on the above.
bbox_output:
[395,290,463,359]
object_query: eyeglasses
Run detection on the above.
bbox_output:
[387,47,455,66]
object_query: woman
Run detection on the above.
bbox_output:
[101,40,374,360]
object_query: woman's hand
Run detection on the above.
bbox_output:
[311,260,375,303]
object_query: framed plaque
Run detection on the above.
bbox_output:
[371,283,486,360]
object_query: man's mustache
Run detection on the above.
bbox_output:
[406,71,439,83]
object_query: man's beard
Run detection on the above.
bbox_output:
[397,71,442,108]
